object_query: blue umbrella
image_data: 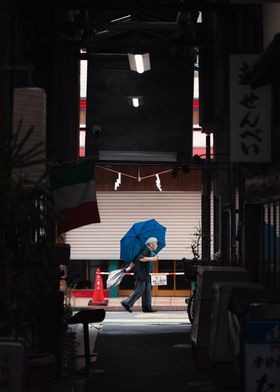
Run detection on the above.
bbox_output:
[120,219,166,262]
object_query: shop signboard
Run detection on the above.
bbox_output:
[151,274,167,286]
[243,320,280,392]
[229,54,271,163]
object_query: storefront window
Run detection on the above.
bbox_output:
[67,260,109,289]
[158,260,174,291]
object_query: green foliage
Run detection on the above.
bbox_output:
[0,120,53,245]
[190,224,202,260]
[0,120,58,340]
[63,282,76,322]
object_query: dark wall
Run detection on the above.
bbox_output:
[200,5,263,265]
[244,204,263,283]
[0,1,13,140]
[7,1,80,163]
[86,58,194,164]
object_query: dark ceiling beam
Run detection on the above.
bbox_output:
[62,21,205,32]
[56,1,245,11]
[78,52,194,61]
[59,38,206,50]
[56,1,190,11]
[240,34,280,88]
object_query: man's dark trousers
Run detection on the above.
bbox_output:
[123,279,152,310]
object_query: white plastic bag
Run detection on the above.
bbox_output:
[106,268,125,289]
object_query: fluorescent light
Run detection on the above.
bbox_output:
[132,98,139,107]
[111,15,131,23]
[128,53,151,74]
[128,96,144,108]
[134,54,145,74]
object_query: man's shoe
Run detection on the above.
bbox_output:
[142,308,157,313]
[121,301,132,313]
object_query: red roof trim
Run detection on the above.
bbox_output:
[80,99,87,109]
[193,147,214,157]
[79,147,85,157]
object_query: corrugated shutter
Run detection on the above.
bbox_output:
[65,191,201,260]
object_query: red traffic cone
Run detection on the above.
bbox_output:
[88,268,108,306]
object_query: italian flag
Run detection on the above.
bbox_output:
[50,161,100,234]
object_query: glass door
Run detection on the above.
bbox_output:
[118,260,191,297]
[152,260,190,297]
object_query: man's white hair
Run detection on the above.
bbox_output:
[145,237,158,245]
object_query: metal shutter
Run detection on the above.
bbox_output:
[65,192,201,260]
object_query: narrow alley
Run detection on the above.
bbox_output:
[54,311,223,392]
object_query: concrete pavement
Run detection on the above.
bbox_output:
[52,311,223,392]
[103,310,190,324]
[72,295,188,311]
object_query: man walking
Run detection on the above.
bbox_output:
[121,237,158,313]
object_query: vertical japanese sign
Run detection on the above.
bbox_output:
[243,320,280,392]
[229,55,271,163]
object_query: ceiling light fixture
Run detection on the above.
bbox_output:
[128,96,144,108]
[128,53,151,74]
[132,98,140,107]
[111,14,131,23]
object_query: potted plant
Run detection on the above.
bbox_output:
[0,120,68,387]
[0,121,48,339]
[63,281,76,322]
[190,224,202,261]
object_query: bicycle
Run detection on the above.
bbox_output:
[181,253,222,323]
[181,258,199,324]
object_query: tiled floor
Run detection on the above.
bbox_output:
[72,296,188,311]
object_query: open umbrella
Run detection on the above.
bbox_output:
[120,218,166,262]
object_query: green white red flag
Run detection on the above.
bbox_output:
[50,161,100,234]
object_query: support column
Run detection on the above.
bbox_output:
[31,7,80,163]
[109,260,119,298]
[0,1,13,140]
[50,45,80,162]
[201,132,211,262]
